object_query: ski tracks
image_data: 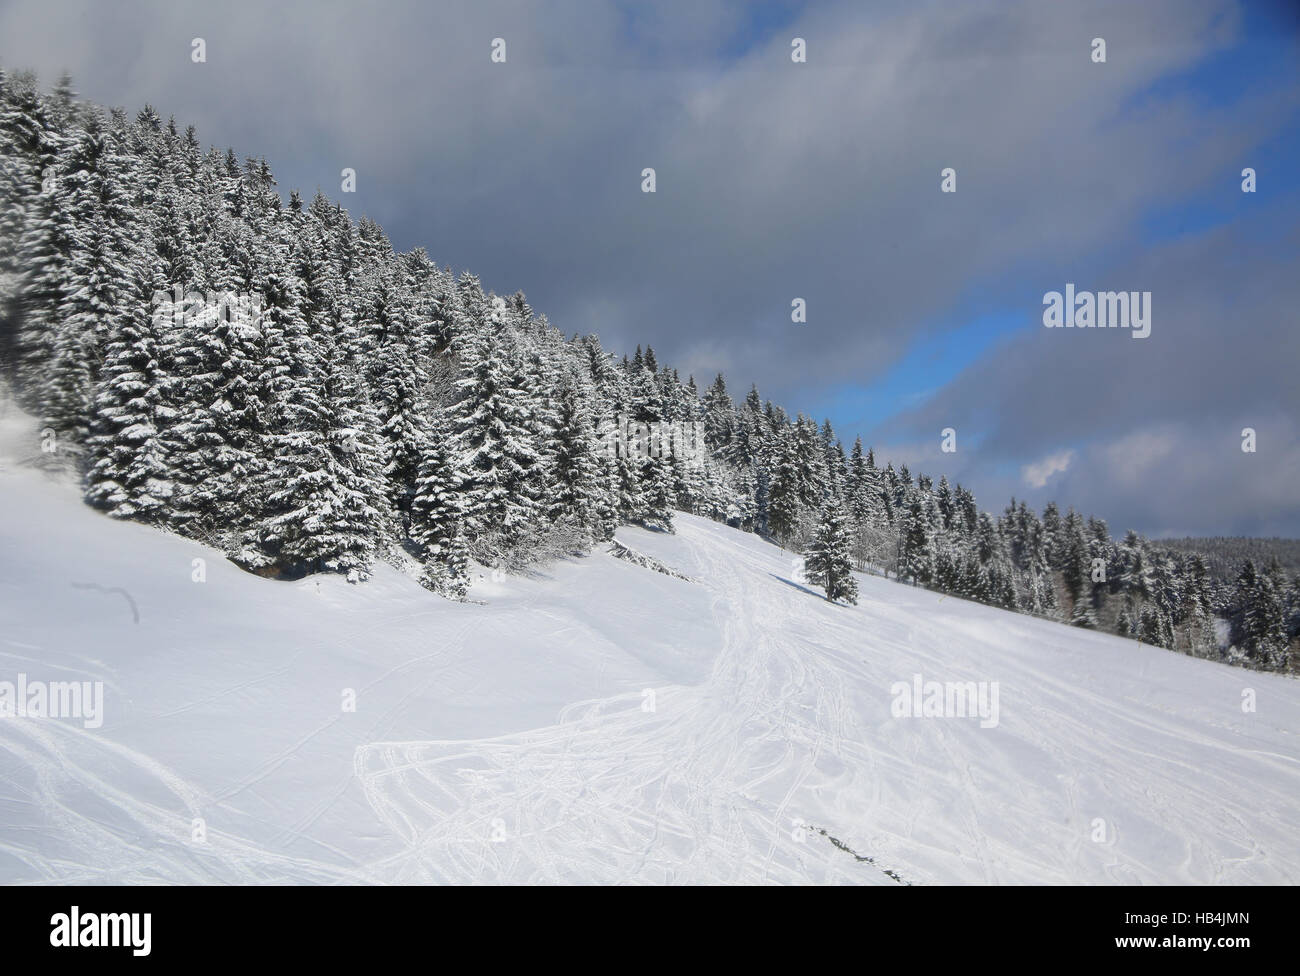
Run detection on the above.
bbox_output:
[352,521,871,884]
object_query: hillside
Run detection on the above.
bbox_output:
[2,401,1297,885]
[2,69,1294,677]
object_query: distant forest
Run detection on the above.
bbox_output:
[1162,537,1300,585]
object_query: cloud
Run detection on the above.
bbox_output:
[875,209,1300,535]
[1022,449,1075,489]
[0,0,1262,394]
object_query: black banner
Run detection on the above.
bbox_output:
[0,885,1272,964]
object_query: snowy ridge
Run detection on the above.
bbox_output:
[1,404,1298,884]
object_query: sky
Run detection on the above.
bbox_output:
[1,0,1297,538]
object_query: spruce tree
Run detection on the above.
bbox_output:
[548,382,604,538]
[84,250,173,522]
[420,527,472,600]
[451,325,542,555]
[898,498,933,586]
[766,427,803,544]
[804,500,858,605]
[410,409,466,559]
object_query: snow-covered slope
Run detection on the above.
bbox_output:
[1,402,1296,884]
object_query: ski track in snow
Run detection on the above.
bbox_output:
[350,519,1300,885]
[1,424,1298,884]
[355,528,867,884]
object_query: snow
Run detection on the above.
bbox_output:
[0,401,1297,884]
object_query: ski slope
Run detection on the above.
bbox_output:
[1,402,1297,885]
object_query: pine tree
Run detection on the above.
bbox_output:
[1040,501,1063,568]
[898,498,933,586]
[410,409,466,559]
[1137,605,1169,649]
[547,381,604,538]
[84,249,173,522]
[1,69,56,366]
[31,111,138,436]
[1118,530,1153,602]
[1026,566,1057,617]
[612,446,646,524]
[363,268,428,531]
[1116,602,1135,637]
[766,428,803,545]
[935,476,955,532]
[254,331,383,580]
[1233,560,1288,669]
[804,500,858,605]
[317,348,388,578]
[4,71,63,379]
[451,325,542,555]
[702,373,734,454]
[419,527,471,600]
[165,273,267,542]
[638,453,675,532]
[1061,511,1090,605]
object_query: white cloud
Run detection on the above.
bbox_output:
[1021,449,1074,489]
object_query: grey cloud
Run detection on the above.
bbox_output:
[2,0,1265,385]
[874,214,1300,535]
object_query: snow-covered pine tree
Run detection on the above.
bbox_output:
[591,439,622,540]
[933,540,964,595]
[513,345,560,509]
[803,500,858,605]
[845,438,870,523]
[1060,510,1091,606]
[1232,560,1289,669]
[359,264,429,532]
[610,438,646,524]
[0,69,59,368]
[164,270,267,544]
[1116,602,1135,637]
[410,407,466,560]
[898,498,933,586]
[639,451,676,532]
[84,239,173,522]
[1040,501,1063,568]
[319,346,389,579]
[253,323,384,580]
[702,374,733,457]
[1026,565,1057,617]
[450,324,542,557]
[1137,604,1170,649]
[419,526,471,600]
[935,475,955,532]
[547,380,605,540]
[727,383,764,469]
[766,426,803,545]
[1117,530,1153,603]
[28,110,137,437]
